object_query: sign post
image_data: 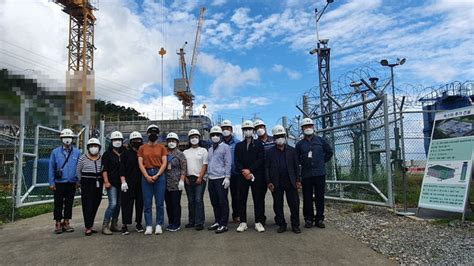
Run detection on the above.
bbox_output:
[418,106,473,221]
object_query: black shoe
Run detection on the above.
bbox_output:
[277,224,287,233]
[315,220,326,228]
[195,224,204,231]
[135,223,144,233]
[208,223,219,230]
[215,226,228,234]
[121,226,129,235]
[91,229,98,234]
[304,220,313,228]
[185,223,195,228]
[292,226,301,234]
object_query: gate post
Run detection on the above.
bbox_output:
[383,94,394,207]
[15,103,25,208]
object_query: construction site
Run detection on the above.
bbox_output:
[0,0,473,265]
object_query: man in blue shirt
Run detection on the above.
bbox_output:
[220,119,241,223]
[48,128,81,234]
[295,118,333,229]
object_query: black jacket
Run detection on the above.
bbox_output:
[119,148,141,187]
[235,138,265,177]
[102,146,125,188]
[265,145,300,189]
[295,135,333,178]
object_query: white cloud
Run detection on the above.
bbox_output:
[211,0,227,7]
[271,64,301,80]
[231,8,253,28]
[271,64,284,72]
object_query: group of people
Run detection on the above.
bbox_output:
[48,117,333,236]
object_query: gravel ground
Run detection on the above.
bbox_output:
[325,202,474,264]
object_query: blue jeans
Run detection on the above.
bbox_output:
[142,168,166,227]
[185,176,206,225]
[104,185,121,223]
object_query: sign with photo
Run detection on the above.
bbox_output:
[418,105,473,213]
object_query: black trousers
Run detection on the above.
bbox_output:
[81,178,103,229]
[208,178,229,226]
[230,174,240,219]
[121,182,143,225]
[302,175,326,222]
[238,175,265,223]
[53,182,76,221]
[164,189,182,226]
[272,175,300,227]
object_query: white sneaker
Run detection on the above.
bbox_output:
[155,225,163,235]
[236,222,248,232]
[255,223,265,232]
[144,226,153,235]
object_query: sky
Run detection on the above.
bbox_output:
[1,0,473,133]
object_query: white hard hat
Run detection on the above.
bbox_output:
[301,117,314,127]
[254,119,266,128]
[166,132,179,141]
[60,128,74,138]
[147,124,160,133]
[129,131,142,140]
[220,120,232,128]
[87,138,101,147]
[110,131,123,140]
[272,125,286,136]
[241,120,254,129]
[188,129,201,137]
[210,126,223,134]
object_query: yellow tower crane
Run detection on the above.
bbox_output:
[53,0,97,126]
[174,7,206,119]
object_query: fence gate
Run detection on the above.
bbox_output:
[314,92,394,207]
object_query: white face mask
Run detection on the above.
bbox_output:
[62,138,72,145]
[222,130,231,137]
[304,128,314,136]
[88,146,99,155]
[243,129,253,138]
[211,136,221,143]
[112,140,122,148]
[168,142,177,149]
[256,128,265,137]
[190,138,199,145]
[275,137,286,146]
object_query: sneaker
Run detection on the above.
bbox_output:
[304,220,313,228]
[315,220,326,228]
[185,223,195,228]
[155,225,163,235]
[166,224,181,232]
[236,222,248,232]
[62,221,74,233]
[135,223,144,233]
[292,226,301,234]
[216,225,228,234]
[277,224,287,233]
[121,226,129,235]
[54,222,63,234]
[144,226,153,235]
[195,224,204,231]
[255,223,265,233]
[110,221,121,232]
[208,222,219,230]
[102,222,113,235]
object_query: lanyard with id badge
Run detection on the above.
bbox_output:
[94,159,101,188]
[167,154,175,170]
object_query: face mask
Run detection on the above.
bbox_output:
[190,138,199,145]
[275,137,286,146]
[222,130,231,137]
[244,130,253,138]
[256,128,265,136]
[148,133,158,142]
[112,140,122,148]
[88,146,99,155]
[131,142,142,149]
[168,141,177,149]
[211,136,221,143]
[62,138,72,145]
[304,128,314,136]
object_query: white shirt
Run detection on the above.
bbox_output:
[183,147,208,177]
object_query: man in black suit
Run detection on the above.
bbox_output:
[265,125,301,233]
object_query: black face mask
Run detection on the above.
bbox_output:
[131,142,142,149]
[148,133,158,142]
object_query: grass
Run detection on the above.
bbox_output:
[351,203,366,213]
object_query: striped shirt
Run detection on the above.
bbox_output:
[76,154,103,181]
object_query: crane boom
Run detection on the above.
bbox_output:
[188,7,206,90]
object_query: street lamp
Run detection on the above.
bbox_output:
[380,57,413,216]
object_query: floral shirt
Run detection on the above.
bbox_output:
[166,149,187,191]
